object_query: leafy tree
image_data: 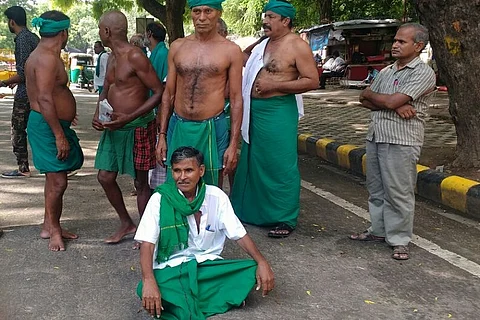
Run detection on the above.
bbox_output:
[65,3,99,51]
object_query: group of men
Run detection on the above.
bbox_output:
[2,0,436,317]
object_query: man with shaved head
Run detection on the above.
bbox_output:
[92,10,164,246]
[156,0,243,187]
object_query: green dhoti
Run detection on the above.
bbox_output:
[137,259,257,319]
[27,110,84,173]
[94,111,155,178]
[166,112,230,186]
[231,95,300,228]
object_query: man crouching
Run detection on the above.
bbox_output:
[135,146,274,318]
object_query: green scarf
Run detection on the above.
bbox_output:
[188,0,225,10]
[264,0,296,19]
[95,50,106,77]
[155,179,206,263]
[32,17,70,34]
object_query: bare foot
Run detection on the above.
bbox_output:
[40,228,78,240]
[105,224,137,244]
[49,233,66,251]
[132,241,141,250]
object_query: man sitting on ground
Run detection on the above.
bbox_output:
[135,146,274,319]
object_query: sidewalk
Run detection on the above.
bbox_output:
[297,88,480,219]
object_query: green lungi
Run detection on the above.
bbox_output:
[137,259,257,319]
[27,110,84,174]
[94,111,155,178]
[166,112,229,186]
[231,95,300,228]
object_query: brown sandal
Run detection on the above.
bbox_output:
[349,231,385,242]
[392,245,409,260]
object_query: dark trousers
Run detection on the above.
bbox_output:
[320,71,344,88]
[11,98,30,170]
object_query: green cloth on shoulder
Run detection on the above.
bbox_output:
[264,0,296,19]
[137,259,257,319]
[188,0,225,10]
[94,111,155,178]
[231,95,300,228]
[155,180,206,263]
[27,110,84,174]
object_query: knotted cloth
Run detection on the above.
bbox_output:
[187,0,225,10]
[263,0,296,19]
[31,17,70,34]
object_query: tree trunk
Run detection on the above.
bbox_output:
[319,0,332,23]
[138,0,186,43]
[416,0,480,168]
[166,0,186,42]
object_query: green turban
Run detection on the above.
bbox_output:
[32,17,70,34]
[263,0,296,20]
[188,0,225,10]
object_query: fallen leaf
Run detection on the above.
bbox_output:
[5,249,13,252]
[435,297,438,301]
[83,256,88,259]
[448,314,452,318]
[130,266,135,271]
[279,242,284,246]
[312,224,319,227]
[53,266,59,269]
[321,227,326,230]
[364,300,375,304]
[306,290,311,296]
[311,236,315,239]
[413,309,418,312]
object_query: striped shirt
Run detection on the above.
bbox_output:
[366,57,436,146]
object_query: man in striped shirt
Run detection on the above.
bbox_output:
[350,23,436,260]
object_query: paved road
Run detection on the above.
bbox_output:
[1,92,479,320]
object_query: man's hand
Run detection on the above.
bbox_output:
[359,86,371,102]
[92,114,104,131]
[255,261,275,297]
[103,112,130,131]
[55,135,70,161]
[142,279,163,318]
[254,78,276,95]
[395,104,416,120]
[222,145,238,175]
[156,135,167,167]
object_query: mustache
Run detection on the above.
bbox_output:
[262,24,271,30]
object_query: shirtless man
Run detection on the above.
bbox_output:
[92,11,163,245]
[231,0,319,238]
[25,10,84,251]
[156,0,243,186]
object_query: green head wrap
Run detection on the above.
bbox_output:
[188,0,225,10]
[264,0,296,20]
[31,17,70,34]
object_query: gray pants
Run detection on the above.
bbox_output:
[366,141,421,246]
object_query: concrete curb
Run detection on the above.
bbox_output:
[298,134,480,219]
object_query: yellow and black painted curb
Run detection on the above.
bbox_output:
[298,134,480,218]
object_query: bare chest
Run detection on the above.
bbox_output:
[262,45,296,75]
[106,55,134,85]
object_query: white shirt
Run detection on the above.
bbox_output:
[94,51,109,88]
[134,185,247,270]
